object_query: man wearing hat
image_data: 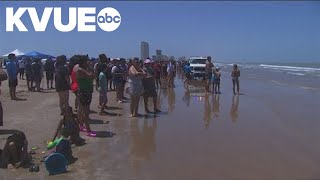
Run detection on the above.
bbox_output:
[142,58,161,113]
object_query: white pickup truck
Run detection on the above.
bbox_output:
[188,57,207,80]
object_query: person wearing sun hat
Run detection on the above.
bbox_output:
[142,58,161,114]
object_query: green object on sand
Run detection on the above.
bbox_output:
[32,147,39,151]
[47,138,63,150]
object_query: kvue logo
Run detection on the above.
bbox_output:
[6,7,121,32]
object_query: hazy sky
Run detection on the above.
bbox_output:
[0,1,319,62]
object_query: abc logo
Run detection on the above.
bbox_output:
[97,7,121,32]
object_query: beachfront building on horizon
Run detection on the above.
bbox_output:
[155,49,162,61]
[141,41,149,60]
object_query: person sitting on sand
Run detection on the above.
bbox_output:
[98,64,108,115]
[213,67,221,94]
[55,128,75,164]
[0,131,30,169]
[52,106,85,146]
[231,64,240,95]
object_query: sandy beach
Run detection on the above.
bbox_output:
[1,69,320,180]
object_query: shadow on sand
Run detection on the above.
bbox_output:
[89,110,97,114]
[104,112,120,116]
[14,98,27,101]
[89,119,110,125]
[0,129,18,135]
[95,131,116,138]
[106,106,122,110]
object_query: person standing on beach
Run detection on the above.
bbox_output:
[213,67,221,94]
[205,56,214,93]
[76,55,96,137]
[142,59,161,114]
[6,54,18,100]
[167,60,175,88]
[112,59,124,103]
[25,58,33,91]
[127,58,146,117]
[153,61,162,89]
[98,64,108,115]
[44,58,55,89]
[69,56,80,112]
[55,55,70,115]
[31,58,43,92]
[120,58,128,100]
[107,60,114,91]
[94,54,107,91]
[0,81,3,126]
[18,59,25,80]
[183,62,192,87]
[231,64,240,95]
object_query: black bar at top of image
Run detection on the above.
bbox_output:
[0,0,313,1]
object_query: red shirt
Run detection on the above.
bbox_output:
[70,68,78,93]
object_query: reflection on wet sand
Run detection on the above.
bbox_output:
[212,94,220,118]
[130,118,157,172]
[204,94,212,129]
[167,88,176,113]
[182,87,191,107]
[230,95,240,123]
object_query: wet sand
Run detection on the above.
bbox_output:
[1,71,320,180]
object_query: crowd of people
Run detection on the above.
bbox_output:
[0,53,180,170]
[181,56,241,95]
[0,53,241,171]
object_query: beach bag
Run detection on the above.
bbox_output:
[0,68,8,81]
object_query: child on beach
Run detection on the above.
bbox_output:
[231,64,240,95]
[183,63,192,87]
[55,128,75,164]
[214,67,221,94]
[98,64,108,114]
[52,106,85,146]
[0,131,30,169]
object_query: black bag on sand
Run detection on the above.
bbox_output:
[0,68,8,81]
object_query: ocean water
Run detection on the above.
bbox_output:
[215,62,320,91]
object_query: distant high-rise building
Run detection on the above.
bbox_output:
[170,56,175,60]
[152,55,157,61]
[156,49,162,56]
[155,49,162,61]
[141,42,149,60]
